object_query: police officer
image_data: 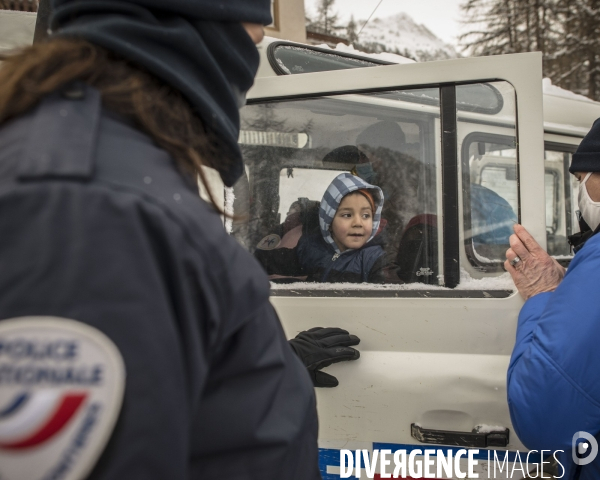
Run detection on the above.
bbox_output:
[0,1,359,478]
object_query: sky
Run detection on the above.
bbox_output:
[304,0,465,47]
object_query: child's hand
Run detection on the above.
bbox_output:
[288,327,360,387]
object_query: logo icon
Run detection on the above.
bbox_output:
[0,316,125,480]
[256,234,281,250]
[416,267,434,277]
[0,390,88,450]
[572,431,599,466]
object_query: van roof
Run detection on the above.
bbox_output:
[257,36,600,138]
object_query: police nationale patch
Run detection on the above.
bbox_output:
[256,234,281,250]
[0,317,125,480]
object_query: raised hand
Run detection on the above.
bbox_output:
[504,224,566,300]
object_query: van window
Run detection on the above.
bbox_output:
[459,82,518,272]
[236,81,518,294]
[544,147,577,259]
[234,88,441,289]
[268,44,505,116]
[269,43,384,75]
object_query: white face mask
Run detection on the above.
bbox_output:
[578,172,600,231]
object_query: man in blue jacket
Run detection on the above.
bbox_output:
[505,118,600,479]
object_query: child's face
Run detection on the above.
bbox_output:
[331,193,374,252]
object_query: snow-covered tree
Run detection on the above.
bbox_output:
[549,0,600,100]
[460,0,600,101]
[307,0,341,35]
[346,15,359,46]
[460,0,557,56]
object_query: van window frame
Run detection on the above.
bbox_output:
[243,82,516,298]
[545,141,578,266]
[267,42,505,115]
[266,41,392,77]
[461,132,519,272]
[545,168,560,235]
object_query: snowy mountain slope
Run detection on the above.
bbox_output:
[355,13,460,62]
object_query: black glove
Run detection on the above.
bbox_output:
[289,327,360,388]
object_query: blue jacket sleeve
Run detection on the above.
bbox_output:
[507,235,600,451]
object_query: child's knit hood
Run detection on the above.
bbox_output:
[319,173,384,254]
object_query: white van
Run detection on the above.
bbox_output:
[229,38,600,478]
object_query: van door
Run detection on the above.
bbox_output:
[236,53,545,479]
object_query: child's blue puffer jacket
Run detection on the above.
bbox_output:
[297,173,386,283]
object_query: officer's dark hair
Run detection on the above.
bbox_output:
[0,38,228,213]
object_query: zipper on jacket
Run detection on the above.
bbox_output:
[321,252,342,281]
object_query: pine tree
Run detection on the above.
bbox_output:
[346,15,359,46]
[460,0,600,101]
[549,0,600,100]
[315,0,340,35]
[460,0,557,56]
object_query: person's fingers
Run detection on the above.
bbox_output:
[323,346,360,364]
[312,370,339,388]
[509,233,530,260]
[309,346,360,370]
[318,334,361,348]
[504,248,512,271]
[306,327,350,338]
[513,224,544,255]
[505,248,525,272]
[504,258,518,276]
[506,247,519,262]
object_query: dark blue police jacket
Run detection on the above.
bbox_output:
[0,86,320,479]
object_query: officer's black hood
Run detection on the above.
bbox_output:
[49,0,271,187]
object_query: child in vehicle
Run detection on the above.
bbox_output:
[296,172,392,283]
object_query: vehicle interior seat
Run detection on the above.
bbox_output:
[395,213,439,284]
[253,197,320,281]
